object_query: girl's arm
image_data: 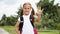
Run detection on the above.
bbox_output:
[34,7,43,23]
[14,21,20,34]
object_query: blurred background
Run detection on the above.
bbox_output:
[0,0,60,34]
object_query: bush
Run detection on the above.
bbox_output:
[56,23,60,30]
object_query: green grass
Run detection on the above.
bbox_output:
[0,26,60,34]
[0,26,17,34]
[38,32,59,34]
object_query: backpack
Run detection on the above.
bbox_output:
[19,15,34,30]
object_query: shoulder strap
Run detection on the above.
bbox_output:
[30,15,34,28]
[19,16,24,30]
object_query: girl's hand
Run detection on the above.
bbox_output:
[37,7,43,15]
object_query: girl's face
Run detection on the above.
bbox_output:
[23,4,31,15]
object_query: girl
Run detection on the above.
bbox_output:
[14,2,43,34]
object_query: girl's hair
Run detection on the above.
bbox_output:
[23,3,32,8]
[20,3,35,23]
[30,8,35,24]
[20,9,23,16]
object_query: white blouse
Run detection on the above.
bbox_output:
[18,15,34,34]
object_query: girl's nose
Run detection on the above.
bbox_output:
[26,9,29,11]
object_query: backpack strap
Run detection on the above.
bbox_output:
[30,15,34,28]
[19,16,24,30]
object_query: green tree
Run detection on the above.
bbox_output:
[37,0,60,30]
[6,16,17,26]
[0,14,7,26]
[17,7,23,17]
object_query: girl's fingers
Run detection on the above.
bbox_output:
[42,8,44,12]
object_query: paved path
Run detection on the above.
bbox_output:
[0,28,9,34]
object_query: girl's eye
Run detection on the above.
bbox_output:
[28,8,29,9]
[24,8,26,9]
[24,8,30,9]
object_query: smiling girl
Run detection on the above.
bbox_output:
[14,2,43,34]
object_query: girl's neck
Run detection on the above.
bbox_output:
[23,13,30,16]
[23,14,30,16]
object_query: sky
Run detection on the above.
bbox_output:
[0,0,60,20]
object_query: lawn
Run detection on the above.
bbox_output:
[38,32,59,34]
[0,26,60,34]
[0,26,17,34]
